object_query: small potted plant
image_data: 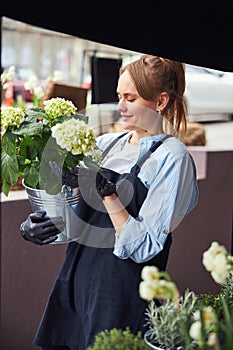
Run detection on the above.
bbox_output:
[86,327,151,350]
[139,266,198,349]
[193,241,233,349]
[139,241,233,350]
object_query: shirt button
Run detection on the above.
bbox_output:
[162,229,168,234]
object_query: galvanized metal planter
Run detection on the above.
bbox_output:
[23,180,80,244]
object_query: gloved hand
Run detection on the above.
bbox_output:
[49,160,79,188]
[79,167,117,198]
[49,161,117,198]
[20,210,65,245]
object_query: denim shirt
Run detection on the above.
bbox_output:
[96,131,199,263]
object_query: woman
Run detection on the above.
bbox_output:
[20,55,198,350]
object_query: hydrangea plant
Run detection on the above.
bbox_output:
[1,97,102,196]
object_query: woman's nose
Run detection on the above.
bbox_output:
[118,102,128,113]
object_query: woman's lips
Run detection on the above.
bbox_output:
[121,114,134,119]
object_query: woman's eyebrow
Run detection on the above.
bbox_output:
[117,91,137,97]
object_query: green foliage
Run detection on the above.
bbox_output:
[1,104,90,196]
[145,290,198,350]
[220,295,233,350]
[196,275,233,349]
[197,275,233,320]
[87,327,151,350]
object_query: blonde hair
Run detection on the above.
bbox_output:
[120,54,187,137]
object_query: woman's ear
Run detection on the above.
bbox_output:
[156,92,169,112]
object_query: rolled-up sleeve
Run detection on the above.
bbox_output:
[113,149,198,263]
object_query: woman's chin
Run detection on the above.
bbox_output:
[121,122,134,131]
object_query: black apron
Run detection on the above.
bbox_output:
[34,133,172,350]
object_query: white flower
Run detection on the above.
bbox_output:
[141,266,160,282]
[202,241,227,272]
[189,320,202,341]
[1,65,15,85]
[51,70,63,81]
[139,266,179,302]
[202,241,232,284]
[189,307,217,342]
[24,76,38,91]
[44,97,77,120]
[207,332,219,346]
[1,106,24,133]
[33,86,44,99]
[45,70,63,83]
[51,118,98,157]
[211,270,229,285]
[139,280,157,301]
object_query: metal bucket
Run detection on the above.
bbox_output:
[23,180,80,244]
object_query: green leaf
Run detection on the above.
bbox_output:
[18,136,32,160]
[64,152,82,169]
[49,113,89,127]
[42,174,62,195]
[23,165,39,189]
[72,113,89,124]
[1,151,19,186]
[2,181,10,197]
[1,133,17,157]
[13,121,44,137]
[24,108,46,121]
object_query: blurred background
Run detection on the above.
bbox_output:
[1,15,233,350]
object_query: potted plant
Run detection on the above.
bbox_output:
[139,241,233,350]
[1,97,102,242]
[193,241,233,350]
[139,266,198,350]
[1,97,102,196]
[86,327,151,350]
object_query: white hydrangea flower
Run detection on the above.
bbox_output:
[44,97,77,120]
[51,118,97,157]
[1,106,24,133]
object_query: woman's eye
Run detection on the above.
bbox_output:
[127,98,135,102]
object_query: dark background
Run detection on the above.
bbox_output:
[1,0,233,72]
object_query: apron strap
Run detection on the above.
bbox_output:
[131,134,172,175]
[102,132,129,160]
[102,132,172,174]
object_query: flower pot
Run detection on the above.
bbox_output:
[144,332,165,350]
[144,331,186,350]
[23,180,80,244]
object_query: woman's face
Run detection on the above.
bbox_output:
[116,70,161,134]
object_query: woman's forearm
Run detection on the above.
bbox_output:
[102,194,129,235]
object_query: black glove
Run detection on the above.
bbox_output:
[20,210,65,245]
[96,171,117,198]
[49,160,79,188]
[49,161,116,198]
